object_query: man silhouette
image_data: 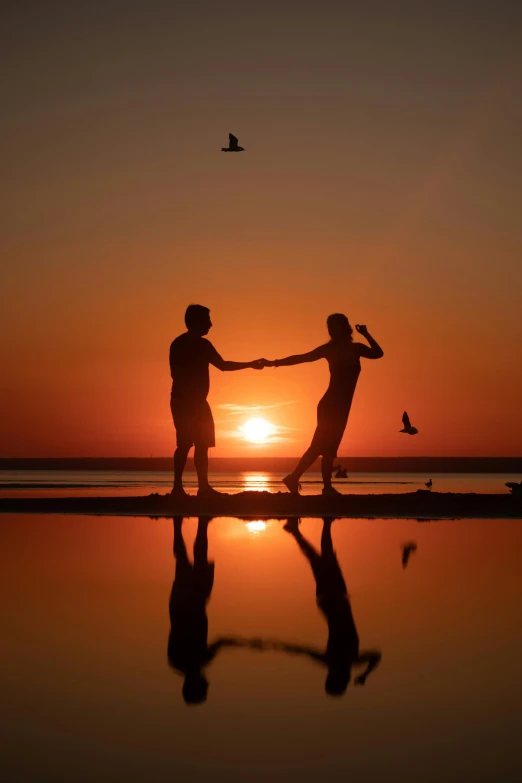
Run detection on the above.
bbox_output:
[169,304,264,497]
[167,517,244,704]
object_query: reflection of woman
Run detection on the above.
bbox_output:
[167,517,240,705]
[277,519,381,696]
[266,315,383,495]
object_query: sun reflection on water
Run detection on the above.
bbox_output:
[242,473,270,492]
[244,520,268,534]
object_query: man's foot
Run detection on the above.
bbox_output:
[197,486,223,498]
[283,474,300,494]
[322,486,342,497]
[170,486,189,499]
[283,519,300,534]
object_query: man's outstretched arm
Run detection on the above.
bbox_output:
[208,345,265,371]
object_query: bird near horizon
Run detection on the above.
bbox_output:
[221,133,245,152]
[426,478,433,489]
[400,411,418,435]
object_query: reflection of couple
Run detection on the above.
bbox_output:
[169,304,383,497]
[167,517,381,705]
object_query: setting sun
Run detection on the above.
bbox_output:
[239,417,275,443]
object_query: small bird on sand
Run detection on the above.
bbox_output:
[401,541,417,569]
[400,411,418,435]
[221,133,245,152]
[425,479,433,489]
[505,481,522,495]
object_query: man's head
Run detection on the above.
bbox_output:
[182,672,209,705]
[327,313,353,341]
[185,304,212,335]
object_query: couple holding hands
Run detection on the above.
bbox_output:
[169,304,383,498]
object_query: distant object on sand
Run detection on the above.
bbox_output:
[425,479,433,489]
[221,133,245,152]
[401,541,417,569]
[400,411,418,435]
[506,481,522,495]
[333,464,348,479]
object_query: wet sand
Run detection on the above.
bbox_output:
[1,489,521,518]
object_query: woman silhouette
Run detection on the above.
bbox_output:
[267,315,383,495]
[270,519,382,696]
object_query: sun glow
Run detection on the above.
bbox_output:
[245,520,268,534]
[239,417,275,443]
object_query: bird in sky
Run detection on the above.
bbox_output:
[400,411,418,435]
[401,542,418,569]
[221,133,245,152]
[425,478,433,489]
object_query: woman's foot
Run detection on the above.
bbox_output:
[322,486,342,496]
[283,474,300,494]
[283,519,300,534]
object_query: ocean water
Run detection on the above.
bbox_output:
[0,470,519,498]
[1,514,521,782]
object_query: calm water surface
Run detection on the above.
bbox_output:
[2,514,522,782]
[1,470,519,497]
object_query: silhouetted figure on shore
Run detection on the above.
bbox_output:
[169,304,265,497]
[264,316,383,495]
[506,480,522,495]
[167,517,242,705]
[425,478,433,489]
[221,133,245,151]
[276,518,382,696]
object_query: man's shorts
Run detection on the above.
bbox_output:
[170,396,215,448]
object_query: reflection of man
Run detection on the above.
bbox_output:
[167,517,240,705]
[279,518,382,696]
[169,304,265,498]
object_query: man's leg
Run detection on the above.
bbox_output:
[194,444,221,495]
[194,516,211,567]
[173,516,190,565]
[194,445,209,490]
[173,445,191,494]
[283,446,321,494]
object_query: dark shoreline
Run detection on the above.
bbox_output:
[1,490,521,519]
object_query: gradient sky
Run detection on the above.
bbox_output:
[1,1,522,457]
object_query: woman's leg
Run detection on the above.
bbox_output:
[321,455,335,491]
[283,445,321,493]
[320,517,334,556]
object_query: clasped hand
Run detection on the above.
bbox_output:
[250,358,274,370]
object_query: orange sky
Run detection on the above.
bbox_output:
[1,2,522,457]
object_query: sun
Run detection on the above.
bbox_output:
[240,417,275,443]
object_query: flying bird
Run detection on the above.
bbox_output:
[221,133,245,152]
[425,479,433,489]
[401,541,417,569]
[400,411,418,435]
